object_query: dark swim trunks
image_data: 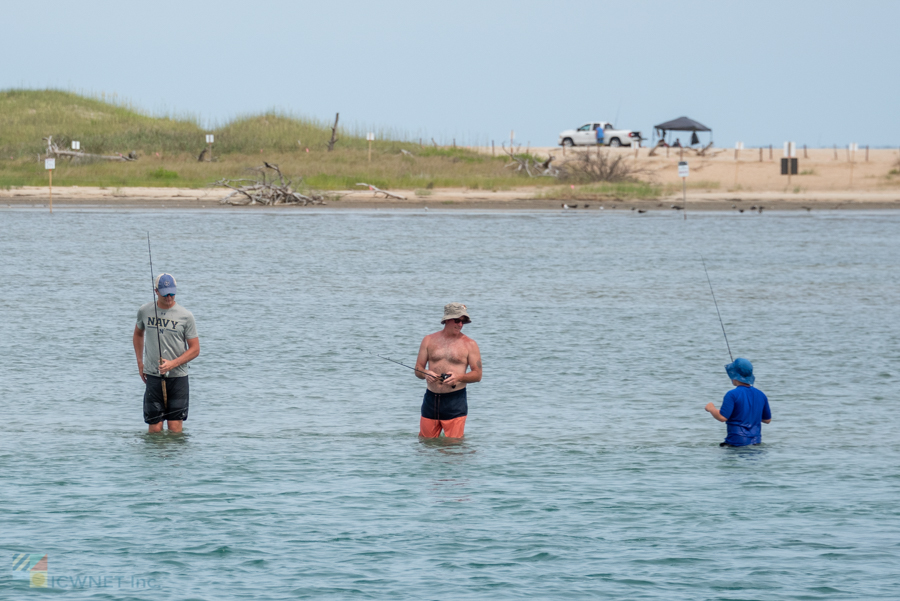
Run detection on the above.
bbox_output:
[421,387,467,421]
[143,375,190,424]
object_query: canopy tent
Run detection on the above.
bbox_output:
[653,117,712,146]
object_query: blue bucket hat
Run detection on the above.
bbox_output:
[725,358,755,386]
[155,273,177,296]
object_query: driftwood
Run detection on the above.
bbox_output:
[648,139,666,157]
[501,143,559,177]
[212,163,326,206]
[356,183,406,200]
[557,148,645,183]
[43,136,137,162]
[327,113,339,151]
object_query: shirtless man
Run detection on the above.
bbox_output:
[415,302,482,438]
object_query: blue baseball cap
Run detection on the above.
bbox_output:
[155,273,177,296]
[725,358,755,386]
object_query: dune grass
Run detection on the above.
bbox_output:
[0,89,556,190]
[537,182,664,201]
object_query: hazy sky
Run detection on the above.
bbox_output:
[3,0,897,147]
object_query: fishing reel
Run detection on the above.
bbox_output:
[439,373,456,389]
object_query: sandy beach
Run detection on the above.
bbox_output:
[4,147,899,210]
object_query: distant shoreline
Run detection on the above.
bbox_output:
[3,185,900,211]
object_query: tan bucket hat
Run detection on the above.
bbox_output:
[441,302,471,324]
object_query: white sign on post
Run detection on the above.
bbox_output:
[783,142,796,158]
[678,161,689,178]
[366,132,375,141]
[72,141,81,150]
[849,143,858,152]
[735,142,744,150]
[45,158,56,170]
[206,134,214,144]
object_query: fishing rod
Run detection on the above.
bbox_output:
[360,349,456,389]
[700,255,733,362]
[147,233,167,409]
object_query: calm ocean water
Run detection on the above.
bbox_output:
[1,207,898,600]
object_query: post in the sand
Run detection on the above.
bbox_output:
[678,161,689,220]
[45,158,55,213]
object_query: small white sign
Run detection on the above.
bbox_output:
[366,132,375,141]
[849,143,858,152]
[735,142,744,150]
[783,142,796,158]
[678,161,689,178]
[72,141,81,150]
[45,158,56,170]
[206,134,214,144]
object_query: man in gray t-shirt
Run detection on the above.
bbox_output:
[132,273,200,433]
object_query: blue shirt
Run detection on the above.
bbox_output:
[720,386,771,446]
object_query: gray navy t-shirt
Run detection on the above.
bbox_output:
[136,301,198,378]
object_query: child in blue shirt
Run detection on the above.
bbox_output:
[705,358,772,447]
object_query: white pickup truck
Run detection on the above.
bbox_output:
[558,122,642,147]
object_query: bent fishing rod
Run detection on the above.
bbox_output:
[700,255,733,362]
[360,349,456,389]
[147,233,167,408]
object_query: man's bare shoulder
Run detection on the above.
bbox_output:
[421,331,441,345]
[461,334,479,348]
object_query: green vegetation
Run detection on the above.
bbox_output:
[538,182,663,201]
[149,168,178,180]
[0,89,559,190]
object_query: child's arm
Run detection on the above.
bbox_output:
[705,403,728,422]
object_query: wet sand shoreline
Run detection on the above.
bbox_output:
[3,185,900,211]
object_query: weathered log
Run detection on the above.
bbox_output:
[43,136,136,162]
[356,183,406,200]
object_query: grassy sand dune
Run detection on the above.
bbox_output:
[0,90,583,192]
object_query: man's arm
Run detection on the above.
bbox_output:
[132,325,146,383]
[704,402,728,422]
[159,337,200,375]
[414,336,438,384]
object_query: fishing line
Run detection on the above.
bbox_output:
[700,255,733,362]
[147,233,168,408]
[359,349,455,389]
